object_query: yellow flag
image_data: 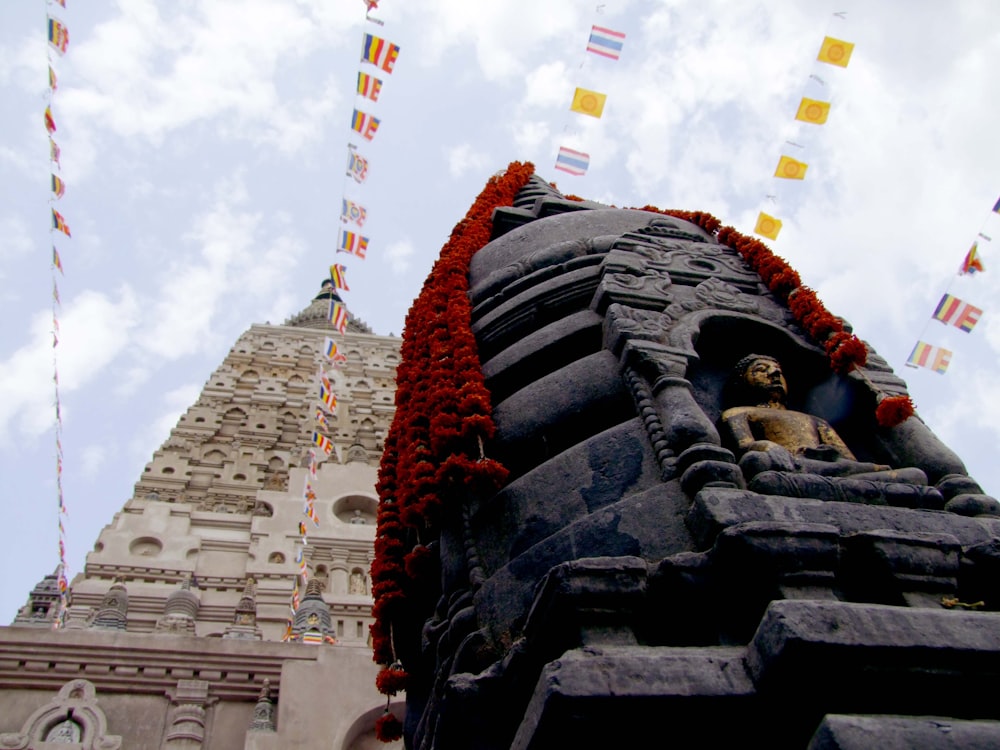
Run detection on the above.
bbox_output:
[774,155,808,180]
[754,212,782,241]
[570,87,607,118]
[817,36,854,68]
[795,97,830,125]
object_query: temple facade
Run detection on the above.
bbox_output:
[1,285,403,749]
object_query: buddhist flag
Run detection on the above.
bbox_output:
[586,25,625,60]
[351,109,380,141]
[323,337,340,360]
[313,431,335,455]
[993,196,1000,214]
[906,341,951,373]
[341,198,367,227]
[329,263,350,291]
[362,33,400,74]
[51,209,71,237]
[357,71,383,102]
[320,383,337,411]
[960,242,984,275]
[346,148,368,184]
[795,97,831,125]
[754,212,782,241]
[48,66,58,91]
[339,230,369,258]
[51,174,66,199]
[47,17,69,55]
[933,294,983,332]
[315,408,330,429]
[329,300,349,334]
[50,138,61,168]
[44,106,56,134]
[554,146,589,176]
[817,36,854,68]
[774,155,808,180]
[52,246,63,273]
[570,87,607,118]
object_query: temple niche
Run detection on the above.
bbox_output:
[377,170,1000,750]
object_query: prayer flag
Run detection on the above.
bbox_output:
[362,33,400,74]
[329,263,350,291]
[320,384,337,411]
[319,366,332,393]
[906,341,952,374]
[554,146,590,176]
[754,212,782,241]
[993,196,1000,214]
[960,242,984,275]
[817,35,854,68]
[308,448,318,477]
[49,66,58,91]
[351,109,380,141]
[329,300,349,334]
[338,230,369,258]
[45,106,56,134]
[52,247,63,273]
[346,148,369,183]
[340,198,367,227]
[323,337,339,359]
[313,431,334,454]
[50,138,61,168]
[51,174,65,199]
[364,0,379,10]
[48,17,69,55]
[302,632,324,644]
[933,294,983,332]
[586,25,625,60]
[51,209,71,237]
[570,87,607,118]
[315,408,330,429]
[774,155,808,180]
[299,521,308,539]
[795,97,831,125]
[357,71,383,102]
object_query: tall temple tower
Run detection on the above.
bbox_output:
[1,284,404,748]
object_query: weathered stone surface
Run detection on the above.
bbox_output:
[808,714,1000,750]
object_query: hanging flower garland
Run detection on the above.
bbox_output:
[371,162,532,710]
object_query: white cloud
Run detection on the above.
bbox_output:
[80,444,108,479]
[385,239,415,275]
[446,144,489,178]
[0,286,140,441]
[0,215,34,277]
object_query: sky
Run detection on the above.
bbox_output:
[1,0,999,623]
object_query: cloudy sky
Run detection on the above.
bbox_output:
[1,0,999,621]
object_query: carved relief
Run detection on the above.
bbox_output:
[1,679,122,749]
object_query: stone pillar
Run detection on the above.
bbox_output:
[163,680,216,749]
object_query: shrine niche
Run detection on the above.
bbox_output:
[371,166,1000,750]
[0,679,121,749]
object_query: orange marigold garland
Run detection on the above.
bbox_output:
[375,712,404,743]
[370,163,531,727]
[875,395,915,428]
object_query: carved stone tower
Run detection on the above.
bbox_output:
[376,170,1000,750]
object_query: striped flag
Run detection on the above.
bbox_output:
[351,109,380,141]
[357,71,383,101]
[329,300,349,334]
[51,209,71,237]
[338,230,369,258]
[362,33,400,74]
[319,383,337,412]
[933,294,982,332]
[45,106,56,134]
[906,341,952,374]
[586,25,625,60]
[340,198,367,227]
[554,146,590,176]
[51,174,66,199]
[315,408,330,429]
[313,431,334,454]
[960,242,984,275]
[47,17,69,55]
[346,148,368,183]
[52,247,63,273]
[329,263,350,291]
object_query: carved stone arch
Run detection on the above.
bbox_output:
[1,678,122,749]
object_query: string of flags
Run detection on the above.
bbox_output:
[752,24,855,242]
[553,19,626,178]
[904,196,998,375]
[46,0,72,627]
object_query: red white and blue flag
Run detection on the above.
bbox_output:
[586,25,625,60]
[554,146,590,177]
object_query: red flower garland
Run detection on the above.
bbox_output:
[875,395,915,428]
[375,712,404,743]
[371,163,531,677]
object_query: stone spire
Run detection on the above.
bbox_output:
[153,577,199,636]
[283,280,374,333]
[90,578,128,631]
[10,570,60,628]
[223,577,263,640]
[290,578,335,644]
[248,679,277,732]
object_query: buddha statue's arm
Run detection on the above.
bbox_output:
[815,420,857,461]
[721,407,783,455]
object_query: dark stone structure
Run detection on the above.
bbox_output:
[404,177,1000,748]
